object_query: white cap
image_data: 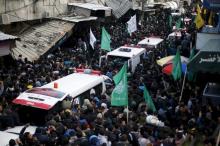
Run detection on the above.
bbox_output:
[73,98,80,105]
[101,103,107,109]
[97,113,103,119]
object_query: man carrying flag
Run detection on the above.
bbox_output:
[90,28,96,49]
[143,84,156,113]
[111,63,128,106]
[172,49,182,80]
[101,27,111,51]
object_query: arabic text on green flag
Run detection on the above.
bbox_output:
[111,63,128,106]
[101,27,111,51]
[143,84,156,112]
[172,49,182,80]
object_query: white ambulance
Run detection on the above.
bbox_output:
[13,69,110,110]
[99,45,146,73]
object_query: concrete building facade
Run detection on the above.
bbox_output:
[0,0,73,24]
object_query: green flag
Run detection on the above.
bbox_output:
[101,27,111,51]
[175,17,182,29]
[172,49,182,80]
[188,48,196,81]
[189,47,195,60]
[143,84,156,112]
[111,63,128,106]
[169,15,172,28]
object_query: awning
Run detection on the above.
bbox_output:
[11,20,74,61]
[132,0,157,12]
[163,1,178,10]
[0,32,18,56]
[106,0,132,18]
[68,3,112,17]
[61,16,97,23]
[0,32,18,42]
[188,39,220,73]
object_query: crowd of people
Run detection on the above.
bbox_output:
[0,1,220,146]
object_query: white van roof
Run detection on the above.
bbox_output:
[41,73,108,97]
[13,72,109,110]
[0,126,37,146]
[0,131,18,146]
[4,125,37,135]
[138,37,164,47]
[13,88,67,110]
[107,46,145,58]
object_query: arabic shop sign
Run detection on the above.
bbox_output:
[199,53,220,64]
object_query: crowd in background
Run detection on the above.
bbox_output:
[0,1,220,146]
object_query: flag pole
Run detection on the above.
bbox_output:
[99,49,102,68]
[126,105,129,124]
[179,66,187,103]
[216,129,220,146]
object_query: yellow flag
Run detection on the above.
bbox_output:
[194,4,204,29]
[194,13,204,29]
[203,8,207,15]
[196,4,201,14]
[208,11,213,25]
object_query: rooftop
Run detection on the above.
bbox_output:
[11,20,74,61]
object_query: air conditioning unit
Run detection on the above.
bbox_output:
[2,14,10,24]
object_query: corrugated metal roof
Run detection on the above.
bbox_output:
[11,20,74,61]
[0,32,18,41]
[106,0,132,18]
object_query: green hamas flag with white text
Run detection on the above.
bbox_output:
[101,27,111,51]
[111,63,128,106]
[172,49,182,80]
[143,84,156,112]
